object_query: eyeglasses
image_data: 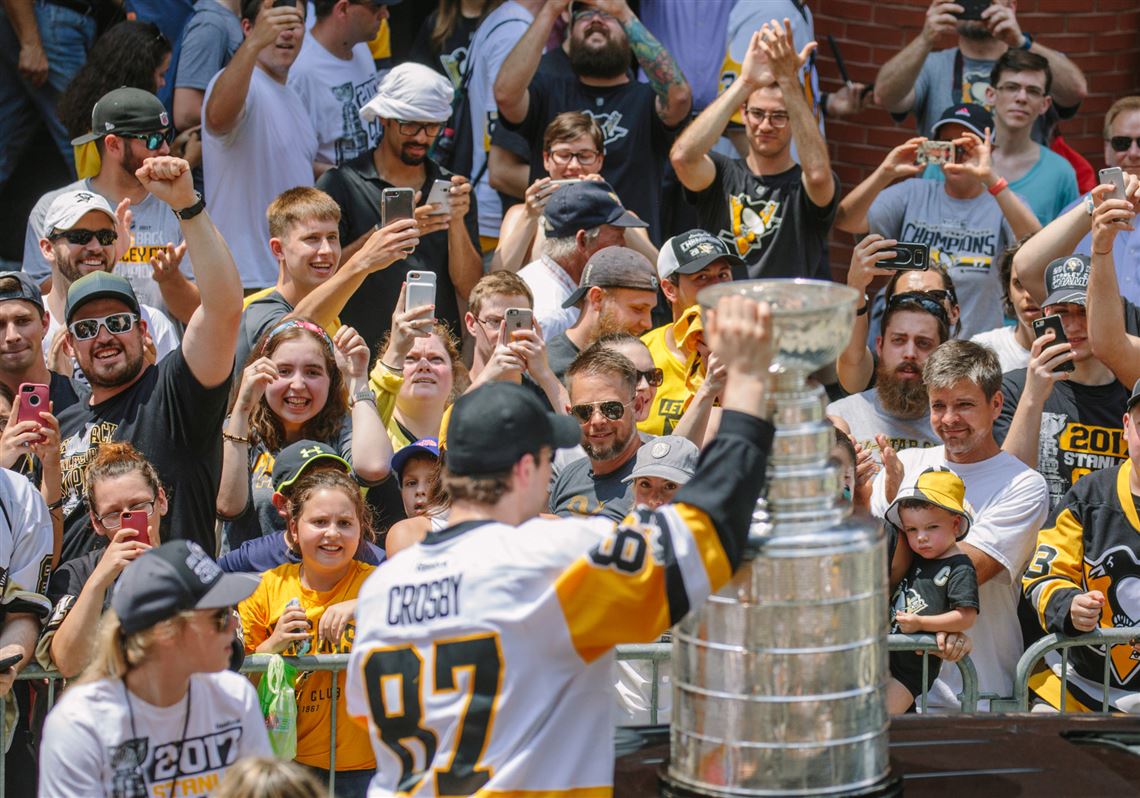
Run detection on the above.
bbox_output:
[570,399,634,423]
[571,4,612,22]
[744,108,790,128]
[94,499,156,529]
[68,312,139,341]
[886,292,950,326]
[475,316,504,329]
[204,607,234,633]
[995,82,1046,99]
[120,130,171,150]
[396,120,443,138]
[637,368,663,387]
[1109,136,1140,153]
[50,228,117,246]
[547,149,600,166]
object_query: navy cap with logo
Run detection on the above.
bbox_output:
[271,439,351,494]
[541,181,648,239]
[931,103,993,139]
[445,383,581,476]
[561,246,660,309]
[66,271,140,323]
[1042,254,1091,307]
[391,438,441,481]
[112,541,259,635]
[0,272,44,313]
[657,229,744,282]
[72,87,170,146]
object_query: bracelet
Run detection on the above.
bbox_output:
[349,389,376,408]
[1020,32,1034,50]
[856,299,870,317]
[222,430,250,444]
[377,359,402,375]
[987,177,1009,196]
[46,497,63,511]
[1085,193,1096,216]
[1092,248,1114,256]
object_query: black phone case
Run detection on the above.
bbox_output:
[1033,316,1076,373]
[881,242,929,271]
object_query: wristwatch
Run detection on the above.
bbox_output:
[349,388,377,408]
[1020,32,1034,50]
[1085,193,1096,216]
[174,191,206,221]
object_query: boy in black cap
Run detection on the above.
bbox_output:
[837,102,1040,339]
[995,253,1130,507]
[39,541,272,797]
[348,292,776,794]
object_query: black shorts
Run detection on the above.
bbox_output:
[890,649,943,699]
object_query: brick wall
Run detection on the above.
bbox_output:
[813,0,1140,278]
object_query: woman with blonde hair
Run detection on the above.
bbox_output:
[38,541,269,796]
[215,757,326,798]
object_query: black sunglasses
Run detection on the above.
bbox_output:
[570,399,632,423]
[638,368,663,387]
[922,288,957,305]
[1109,136,1140,153]
[121,130,172,150]
[51,228,117,246]
[887,291,951,326]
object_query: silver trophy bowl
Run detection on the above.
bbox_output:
[696,279,860,378]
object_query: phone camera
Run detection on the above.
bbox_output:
[27,394,40,406]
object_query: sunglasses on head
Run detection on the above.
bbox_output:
[51,228,117,246]
[120,130,171,150]
[638,368,663,387]
[68,311,138,341]
[887,292,950,325]
[570,399,633,423]
[1109,136,1140,153]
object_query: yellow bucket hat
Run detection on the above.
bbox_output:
[885,466,973,540]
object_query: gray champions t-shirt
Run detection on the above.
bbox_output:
[867,178,1015,340]
[827,389,939,466]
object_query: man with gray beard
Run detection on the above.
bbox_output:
[494,0,691,241]
[549,346,644,521]
[828,292,949,464]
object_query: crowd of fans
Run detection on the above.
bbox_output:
[0,0,1137,795]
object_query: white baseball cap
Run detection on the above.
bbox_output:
[43,190,116,235]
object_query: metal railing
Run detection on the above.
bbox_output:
[992,627,1140,713]
[888,633,980,712]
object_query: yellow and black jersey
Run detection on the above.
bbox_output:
[347,411,773,796]
[1023,460,1140,710]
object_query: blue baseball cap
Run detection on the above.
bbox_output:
[391,438,441,481]
[542,180,647,238]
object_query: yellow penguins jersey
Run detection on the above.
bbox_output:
[1023,460,1140,711]
[346,411,774,797]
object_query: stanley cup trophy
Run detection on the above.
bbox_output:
[665,280,895,797]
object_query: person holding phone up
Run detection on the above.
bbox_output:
[318,63,482,364]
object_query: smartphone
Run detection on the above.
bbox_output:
[880,242,929,271]
[1032,314,1076,373]
[1099,166,1127,202]
[16,383,48,427]
[916,140,954,166]
[120,511,151,546]
[271,0,296,7]
[381,187,416,227]
[956,0,992,21]
[504,307,533,335]
[0,653,21,672]
[424,179,451,216]
[405,271,437,317]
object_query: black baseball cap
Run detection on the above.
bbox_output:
[272,439,350,494]
[72,87,170,146]
[561,246,660,308]
[0,272,44,313]
[657,229,744,281]
[542,181,647,238]
[1042,254,1091,307]
[1128,379,1140,413]
[112,541,258,635]
[931,103,993,139]
[65,271,140,323]
[445,383,581,476]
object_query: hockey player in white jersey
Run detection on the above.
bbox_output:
[347,294,776,797]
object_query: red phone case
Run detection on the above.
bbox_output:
[120,512,151,546]
[16,383,48,427]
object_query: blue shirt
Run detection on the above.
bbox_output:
[218,533,385,574]
[922,143,1078,226]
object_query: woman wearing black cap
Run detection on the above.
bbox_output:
[38,541,270,797]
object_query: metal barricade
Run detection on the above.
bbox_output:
[993,627,1140,713]
[887,633,980,713]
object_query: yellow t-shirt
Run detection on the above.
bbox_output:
[638,323,699,437]
[239,560,376,770]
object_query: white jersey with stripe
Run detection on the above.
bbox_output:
[347,504,729,798]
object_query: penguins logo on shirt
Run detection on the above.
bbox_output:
[719,193,782,257]
[1086,545,1140,683]
[584,110,629,147]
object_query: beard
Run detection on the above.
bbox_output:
[876,361,929,419]
[957,20,994,41]
[54,248,109,286]
[398,142,427,166]
[569,30,631,79]
[81,340,145,389]
[582,424,635,462]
